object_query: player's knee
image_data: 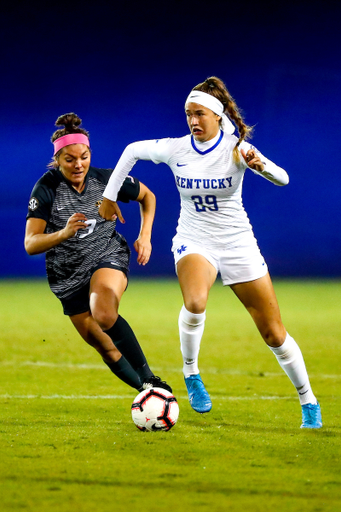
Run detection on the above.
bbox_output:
[262,326,287,347]
[93,309,119,331]
[184,295,207,314]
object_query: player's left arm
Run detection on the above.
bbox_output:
[240,148,265,173]
[240,143,289,186]
[133,182,156,266]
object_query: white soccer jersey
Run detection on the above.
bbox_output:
[104,131,289,249]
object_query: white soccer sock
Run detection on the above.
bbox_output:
[269,333,317,405]
[178,305,206,378]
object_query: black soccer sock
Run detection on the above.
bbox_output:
[104,315,154,382]
[104,356,142,390]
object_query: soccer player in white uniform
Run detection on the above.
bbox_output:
[99,77,322,428]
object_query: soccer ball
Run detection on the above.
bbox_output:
[131,387,179,431]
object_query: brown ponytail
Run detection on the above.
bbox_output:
[192,77,253,162]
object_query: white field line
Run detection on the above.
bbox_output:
[0,361,106,369]
[0,360,340,380]
[0,394,297,400]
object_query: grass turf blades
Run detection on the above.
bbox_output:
[0,278,340,511]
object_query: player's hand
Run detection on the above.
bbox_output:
[98,198,125,223]
[134,236,152,266]
[241,149,265,173]
[64,213,89,238]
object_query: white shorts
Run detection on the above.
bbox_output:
[172,238,268,286]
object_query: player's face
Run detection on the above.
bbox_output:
[185,103,221,142]
[57,144,91,192]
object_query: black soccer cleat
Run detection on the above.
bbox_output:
[142,376,172,393]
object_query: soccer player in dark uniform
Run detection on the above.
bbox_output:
[25,113,171,393]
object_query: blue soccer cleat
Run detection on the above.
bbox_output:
[300,402,322,429]
[184,374,212,413]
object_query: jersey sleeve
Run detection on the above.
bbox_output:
[26,176,56,222]
[239,141,289,186]
[103,139,174,202]
[146,138,174,164]
[116,176,140,203]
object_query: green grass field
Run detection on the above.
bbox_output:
[1,278,340,511]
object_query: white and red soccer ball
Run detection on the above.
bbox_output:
[131,387,179,431]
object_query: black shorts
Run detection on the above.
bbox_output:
[60,261,129,316]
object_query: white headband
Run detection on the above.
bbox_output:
[185,90,235,135]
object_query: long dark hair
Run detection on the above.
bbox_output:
[192,77,253,161]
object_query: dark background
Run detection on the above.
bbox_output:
[2,0,340,279]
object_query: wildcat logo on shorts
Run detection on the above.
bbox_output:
[28,197,39,211]
[177,245,187,255]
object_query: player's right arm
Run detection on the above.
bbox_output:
[24,214,88,255]
[25,172,89,255]
[99,138,172,222]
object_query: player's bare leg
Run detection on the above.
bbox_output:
[90,268,171,392]
[177,254,217,413]
[70,311,121,361]
[231,273,322,428]
[230,273,286,347]
[89,267,126,331]
[70,310,142,389]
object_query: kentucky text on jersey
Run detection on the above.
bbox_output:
[175,175,233,189]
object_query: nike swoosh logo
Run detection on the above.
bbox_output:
[176,163,187,167]
[299,390,309,395]
[56,206,68,211]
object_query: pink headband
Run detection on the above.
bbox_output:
[53,133,90,155]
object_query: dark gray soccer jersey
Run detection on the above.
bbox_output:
[27,167,140,299]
